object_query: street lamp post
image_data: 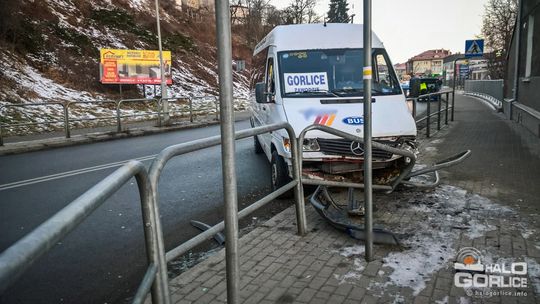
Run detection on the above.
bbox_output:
[154,0,169,125]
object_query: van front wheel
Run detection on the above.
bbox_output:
[271,151,292,198]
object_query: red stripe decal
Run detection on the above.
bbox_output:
[319,114,329,125]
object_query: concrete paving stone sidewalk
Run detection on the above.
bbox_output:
[164,94,540,304]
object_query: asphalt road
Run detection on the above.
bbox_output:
[0,119,277,304]
[0,102,431,304]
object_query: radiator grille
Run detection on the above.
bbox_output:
[317,138,398,159]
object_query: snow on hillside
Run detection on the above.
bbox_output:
[0,0,251,136]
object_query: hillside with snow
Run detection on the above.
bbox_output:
[0,0,252,135]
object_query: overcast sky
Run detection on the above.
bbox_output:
[270,0,488,64]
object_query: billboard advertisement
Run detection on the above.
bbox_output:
[100,49,172,85]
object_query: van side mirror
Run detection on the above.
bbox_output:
[255,82,269,103]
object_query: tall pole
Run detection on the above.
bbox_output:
[155,0,169,125]
[363,0,374,262]
[214,0,239,303]
[511,0,522,120]
[452,57,463,121]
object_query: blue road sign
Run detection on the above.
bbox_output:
[459,65,469,76]
[465,39,484,57]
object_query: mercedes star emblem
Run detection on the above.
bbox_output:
[350,141,364,156]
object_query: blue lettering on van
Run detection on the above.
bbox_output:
[342,116,364,125]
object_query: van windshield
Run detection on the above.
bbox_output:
[277,48,401,97]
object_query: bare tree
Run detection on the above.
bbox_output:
[282,0,320,24]
[242,0,270,49]
[481,0,518,78]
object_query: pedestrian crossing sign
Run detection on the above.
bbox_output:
[465,39,484,57]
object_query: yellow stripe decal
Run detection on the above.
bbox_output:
[326,114,336,126]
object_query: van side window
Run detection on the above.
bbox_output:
[373,52,398,93]
[266,58,275,95]
[250,50,266,89]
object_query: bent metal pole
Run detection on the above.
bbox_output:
[214,1,240,303]
[363,0,374,262]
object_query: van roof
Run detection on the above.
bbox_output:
[253,23,384,56]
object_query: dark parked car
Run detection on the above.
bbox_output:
[409,77,442,100]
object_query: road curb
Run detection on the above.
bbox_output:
[0,120,222,156]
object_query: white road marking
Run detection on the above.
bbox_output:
[0,155,156,191]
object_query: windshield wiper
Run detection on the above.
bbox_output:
[331,88,363,96]
[287,90,340,97]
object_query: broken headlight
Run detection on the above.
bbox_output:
[303,138,320,152]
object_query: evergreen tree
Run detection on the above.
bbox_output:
[327,0,350,23]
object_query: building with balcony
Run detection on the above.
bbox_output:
[406,49,451,76]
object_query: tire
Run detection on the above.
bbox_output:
[271,150,292,198]
[254,135,263,154]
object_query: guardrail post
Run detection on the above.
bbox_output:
[0,123,4,146]
[189,97,194,123]
[437,95,441,131]
[215,97,219,121]
[291,132,307,236]
[64,103,71,139]
[445,92,449,125]
[451,91,455,122]
[426,95,431,138]
[116,101,122,132]
[215,0,240,302]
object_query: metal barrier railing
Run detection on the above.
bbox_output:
[298,125,416,192]
[463,80,504,110]
[65,100,118,138]
[0,122,307,304]
[157,97,190,125]
[0,102,66,146]
[0,160,167,304]
[117,98,160,132]
[407,89,454,138]
[188,96,220,122]
[0,96,239,146]
[146,122,306,303]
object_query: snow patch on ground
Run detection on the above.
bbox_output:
[337,245,365,257]
[384,237,455,295]
[435,296,448,304]
[330,183,537,300]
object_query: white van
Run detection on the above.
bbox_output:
[250,23,417,191]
